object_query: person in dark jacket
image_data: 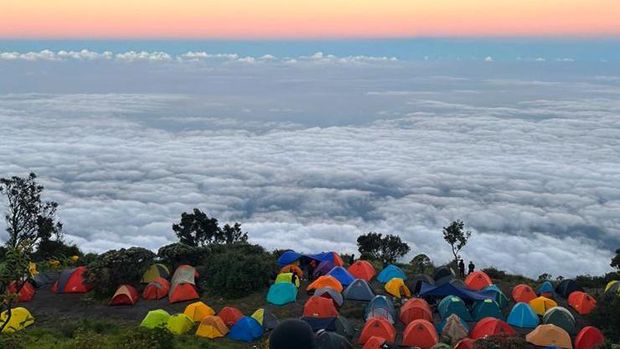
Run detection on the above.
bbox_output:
[468,261,475,275]
[458,259,465,278]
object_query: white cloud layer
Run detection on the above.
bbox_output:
[0,55,619,278]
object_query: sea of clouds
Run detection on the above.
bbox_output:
[1,50,619,278]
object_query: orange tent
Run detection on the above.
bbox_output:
[454,338,476,349]
[362,336,387,349]
[52,266,92,294]
[218,306,243,327]
[168,265,199,304]
[280,264,304,277]
[526,324,573,349]
[399,298,432,325]
[464,271,492,291]
[574,326,605,349]
[142,277,170,300]
[512,284,536,303]
[348,260,376,281]
[471,317,516,339]
[307,275,343,293]
[7,281,35,302]
[110,284,139,305]
[169,283,199,304]
[401,319,438,349]
[332,253,344,267]
[568,291,597,316]
[303,296,339,318]
[358,317,396,344]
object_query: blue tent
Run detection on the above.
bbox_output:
[228,316,263,342]
[277,250,302,267]
[420,281,495,302]
[483,285,510,308]
[537,281,554,295]
[267,283,297,305]
[438,296,473,321]
[472,299,503,321]
[377,265,406,283]
[364,295,396,321]
[327,267,355,287]
[507,302,540,329]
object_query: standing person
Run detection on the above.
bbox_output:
[458,258,465,278]
[468,261,475,275]
[308,260,317,281]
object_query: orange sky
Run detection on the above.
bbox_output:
[2,0,620,39]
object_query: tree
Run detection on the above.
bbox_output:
[411,254,432,273]
[218,223,248,244]
[442,220,471,265]
[537,273,552,282]
[357,232,410,266]
[611,248,620,270]
[172,209,248,246]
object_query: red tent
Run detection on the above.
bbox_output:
[52,266,92,294]
[348,260,376,281]
[454,338,476,349]
[362,336,387,349]
[168,265,199,303]
[109,284,139,305]
[575,326,605,349]
[218,306,243,327]
[511,284,536,303]
[7,281,35,302]
[143,277,170,300]
[401,319,438,349]
[358,318,396,345]
[471,317,516,339]
[303,296,339,318]
[464,271,492,291]
[400,298,432,324]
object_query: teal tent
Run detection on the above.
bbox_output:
[483,284,509,308]
[267,283,297,305]
[507,302,539,329]
[537,281,554,296]
[543,307,576,335]
[377,265,406,283]
[472,299,503,321]
[438,296,472,321]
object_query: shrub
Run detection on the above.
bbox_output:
[114,327,174,349]
[474,335,534,349]
[63,328,108,349]
[85,247,155,297]
[157,243,208,269]
[33,239,82,261]
[205,243,276,298]
[589,293,620,342]
[0,331,25,349]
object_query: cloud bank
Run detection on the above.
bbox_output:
[0,53,619,278]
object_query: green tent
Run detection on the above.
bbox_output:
[483,284,510,308]
[472,299,503,321]
[166,313,194,335]
[140,309,171,329]
[438,296,472,321]
[267,283,297,305]
[543,307,576,335]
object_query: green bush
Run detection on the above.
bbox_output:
[157,243,208,269]
[63,328,108,349]
[205,243,276,298]
[0,331,25,349]
[85,247,155,297]
[590,293,620,342]
[114,327,174,349]
[474,335,534,349]
[33,240,83,262]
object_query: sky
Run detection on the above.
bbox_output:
[2,0,620,38]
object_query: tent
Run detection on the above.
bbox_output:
[267,283,298,305]
[574,326,605,349]
[7,281,35,302]
[31,270,59,288]
[401,319,438,349]
[280,264,303,277]
[140,309,171,329]
[556,279,583,298]
[399,298,433,324]
[384,278,411,299]
[362,336,387,349]
[333,316,354,340]
[307,275,343,293]
[141,263,170,283]
[358,317,396,345]
[543,306,576,335]
[440,314,468,345]
[302,316,339,332]
[343,279,375,301]
[472,299,503,321]
[419,281,495,302]
[482,284,509,308]
[52,266,92,294]
[376,265,406,283]
[218,307,243,327]
[251,308,278,331]
[109,284,139,305]
[507,302,539,328]
[195,315,228,339]
[275,272,300,287]
[470,317,516,339]
[169,265,199,303]
[454,338,476,349]
[166,313,194,335]
[315,287,344,307]
[568,291,597,315]
[437,314,469,334]
[228,316,263,342]
[327,267,355,287]
[604,280,620,295]
[277,250,302,267]
[433,266,456,285]
[526,324,573,349]
[529,295,557,316]
[464,271,492,291]
[347,260,376,281]
[438,296,472,321]
[316,330,354,349]
[184,301,215,322]
[303,296,339,318]
[269,319,316,349]
[0,307,34,333]
[142,277,170,300]
[512,284,537,303]
[406,274,434,295]
[309,252,344,267]
[537,280,555,297]
[314,261,335,278]
[364,296,396,323]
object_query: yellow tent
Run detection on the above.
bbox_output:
[384,278,411,299]
[166,313,194,335]
[604,280,619,295]
[184,301,215,322]
[142,263,170,283]
[275,272,300,287]
[251,308,266,325]
[1,307,35,333]
[526,324,573,349]
[529,296,558,316]
[195,315,229,339]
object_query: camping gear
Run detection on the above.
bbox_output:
[512,284,537,303]
[52,267,92,294]
[140,309,171,329]
[327,266,355,287]
[307,275,343,293]
[315,287,344,307]
[267,282,297,305]
[400,298,433,324]
[109,284,139,305]
[228,316,263,342]
[543,306,576,335]
[384,278,411,299]
[529,295,558,315]
[0,307,35,333]
[464,271,492,291]
[526,324,573,349]
[507,302,539,328]
[574,326,605,349]
[438,295,472,321]
[218,306,243,327]
[343,279,375,301]
[358,317,396,345]
[347,260,376,281]
[470,317,516,339]
[142,277,170,300]
[568,291,596,315]
[166,313,194,335]
[141,263,170,283]
[303,296,339,318]
[196,315,229,338]
[472,299,503,321]
[184,301,215,322]
[401,319,438,349]
[251,308,279,331]
[377,265,406,283]
[168,264,199,303]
